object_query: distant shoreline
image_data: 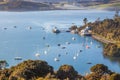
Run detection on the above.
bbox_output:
[0,0,120,12]
[0,8,118,12]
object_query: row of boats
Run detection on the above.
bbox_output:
[3,26,32,30]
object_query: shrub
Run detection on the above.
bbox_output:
[56,64,78,80]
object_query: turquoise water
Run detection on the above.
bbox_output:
[0,10,120,75]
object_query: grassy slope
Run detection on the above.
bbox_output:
[88,1,120,10]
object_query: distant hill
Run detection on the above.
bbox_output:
[23,0,120,3]
[0,0,55,11]
[0,0,120,11]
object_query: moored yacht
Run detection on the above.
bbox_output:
[14,57,22,60]
[52,27,60,33]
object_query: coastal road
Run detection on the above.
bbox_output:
[92,34,116,44]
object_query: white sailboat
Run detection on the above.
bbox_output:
[76,53,79,57]
[54,57,59,62]
[72,37,76,40]
[90,41,93,45]
[73,56,77,60]
[35,53,40,57]
[44,50,47,55]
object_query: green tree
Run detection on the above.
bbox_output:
[83,18,88,25]
[90,64,110,75]
[0,60,9,69]
[56,64,78,80]
[110,73,120,80]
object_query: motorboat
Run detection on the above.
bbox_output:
[35,53,40,57]
[43,37,45,40]
[57,44,61,46]
[54,58,59,62]
[66,42,70,45]
[79,50,82,52]
[28,26,32,30]
[72,37,76,40]
[86,45,90,49]
[14,26,17,28]
[52,27,60,33]
[4,28,7,30]
[87,62,92,64]
[76,53,79,57]
[61,46,66,49]
[58,54,61,57]
[73,56,77,60]
[44,51,47,55]
[90,41,93,45]
[14,57,22,60]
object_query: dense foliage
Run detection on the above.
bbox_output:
[104,43,120,57]
[56,64,79,79]
[0,60,120,80]
[0,60,53,80]
[89,17,120,42]
[85,64,120,80]
[88,16,120,57]
[90,64,112,75]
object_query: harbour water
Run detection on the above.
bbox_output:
[0,10,120,75]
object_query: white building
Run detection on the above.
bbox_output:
[80,26,91,36]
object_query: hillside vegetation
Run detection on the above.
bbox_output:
[90,18,120,42]
[0,60,120,80]
[83,14,120,57]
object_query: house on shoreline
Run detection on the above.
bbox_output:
[79,26,92,36]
